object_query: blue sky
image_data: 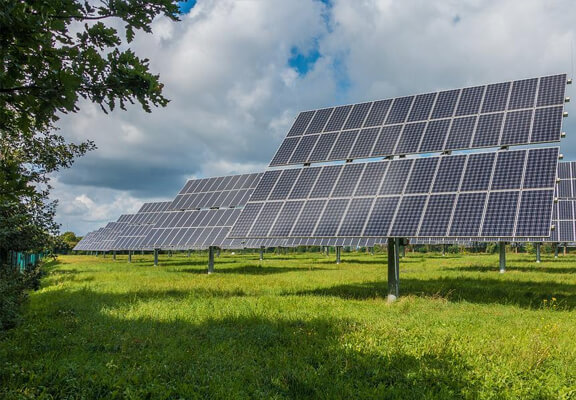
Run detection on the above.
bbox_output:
[52,0,576,235]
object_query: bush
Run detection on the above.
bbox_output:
[0,263,44,331]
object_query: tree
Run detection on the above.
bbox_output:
[0,0,180,264]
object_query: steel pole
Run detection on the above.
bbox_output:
[499,242,506,273]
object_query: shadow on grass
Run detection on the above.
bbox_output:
[1,287,478,399]
[169,265,333,275]
[444,265,576,274]
[293,277,576,310]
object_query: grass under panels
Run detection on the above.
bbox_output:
[1,251,576,399]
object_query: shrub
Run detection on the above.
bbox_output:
[0,263,44,331]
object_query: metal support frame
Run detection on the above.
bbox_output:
[325,246,330,256]
[208,246,215,274]
[564,243,567,256]
[536,242,541,263]
[554,243,559,258]
[187,250,191,258]
[154,249,159,266]
[259,246,264,261]
[336,246,341,264]
[113,250,116,261]
[400,244,405,258]
[499,242,506,273]
[387,238,400,301]
[442,244,446,257]
[128,251,132,263]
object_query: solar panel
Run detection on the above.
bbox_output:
[140,173,263,250]
[230,146,560,241]
[110,202,173,250]
[271,74,567,167]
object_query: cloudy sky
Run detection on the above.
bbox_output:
[53,0,576,235]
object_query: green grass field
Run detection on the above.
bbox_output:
[1,250,576,399]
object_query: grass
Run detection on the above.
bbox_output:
[1,250,576,399]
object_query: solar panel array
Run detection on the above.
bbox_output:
[141,173,262,249]
[556,161,576,199]
[170,173,262,210]
[230,147,559,240]
[111,202,173,250]
[271,74,566,166]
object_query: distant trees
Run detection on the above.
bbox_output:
[0,0,180,264]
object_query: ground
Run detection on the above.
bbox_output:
[1,250,575,399]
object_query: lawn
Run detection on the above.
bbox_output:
[1,250,576,399]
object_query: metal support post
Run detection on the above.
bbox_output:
[216,249,221,257]
[326,246,330,256]
[442,244,446,256]
[208,246,215,274]
[554,243,559,259]
[259,246,264,262]
[536,243,541,263]
[153,249,159,266]
[499,242,506,273]
[400,244,405,258]
[113,250,116,261]
[128,251,132,263]
[336,246,341,264]
[564,243,568,256]
[187,250,191,258]
[387,238,399,301]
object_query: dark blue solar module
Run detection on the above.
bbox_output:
[349,127,380,159]
[289,134,319,164]
[363,197,400,236]
[481,191,519,237]
[314,199,349,236]
[432,155,466,193]
[328,130,358,160]
[404,157,439,194]
[460,152,495,191]
[305,108,332,134]
[338,198,373,236]
[418,194,457,236]
[272,74,566,167]
[288,167,321,199]
[324,105,352,132]
[491,150,526,190]
[343,102,371,129]
[355,162,388,196]
[269,201,303,236]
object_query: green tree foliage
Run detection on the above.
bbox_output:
[0,0,180,264]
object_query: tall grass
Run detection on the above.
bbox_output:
[1,250,575,399]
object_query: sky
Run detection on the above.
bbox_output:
[52,0,576,235]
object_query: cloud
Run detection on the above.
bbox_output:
[52,0,576,235]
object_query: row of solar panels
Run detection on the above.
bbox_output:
[74,74,570,252]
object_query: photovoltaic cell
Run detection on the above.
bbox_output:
[432,155,466,193]
[248,202,283,237]
[380,159,413,195]
[289,134,319,164]
[481,82,510,113]
[309,166,342,198]
[289,167,321,199]
[291,200,326,236]
[455,86,484,116]
[404,157,438,194]
[332,164,365,197]
[372,125,401,157]
[338,198,373,236]
[324,105,352,132]
[269,201,304,236]
[530,106,563,143]
[460,153,495,191]
[308,132,338,162]
[431,89,459,119]
[508,78,537,109]
[407,93,436,122]
[314,199,349,236]
[419,119,450,153]
[500,110,532,145]
[395,122,426,154]
[472,113,504,147]
[491,150,526,190]
[355,162,388,196]
[418,194,457,236]
[444,116,475,150]
[364,99,392,127]
[389,196,427,236]
[481,191,519,237]
[305,108,332,134]
[537,74,566,107]
[328,130,358,160]
[287,111,314,136]
[270,137,299,166]
[386,96,414,124]
[448,192,486,236]
[250,171,281,201]
[523,148,559,189]
[364,197,399,236]
[515,190,554,237]
[349,127,380,159]
[268,169,301,200]
[343,102,371,129]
